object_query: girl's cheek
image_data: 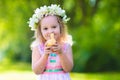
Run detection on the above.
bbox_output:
[42,32,47,39]
[45,33,50,40]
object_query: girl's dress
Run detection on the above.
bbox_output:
[37,43,71,80]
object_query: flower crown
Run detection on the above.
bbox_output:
[28,4,70,31]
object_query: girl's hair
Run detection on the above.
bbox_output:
[30,15,73,48]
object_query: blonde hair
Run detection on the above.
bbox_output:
[30,15,73,48]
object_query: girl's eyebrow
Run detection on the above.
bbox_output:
[42,25,57,27]
[41,26,47,28]
[52,24,58,26]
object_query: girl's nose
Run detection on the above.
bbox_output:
[48,29,54,34]
[47,30,54,39]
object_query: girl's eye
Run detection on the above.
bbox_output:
[43,27,48,30]
[52,26,56,28]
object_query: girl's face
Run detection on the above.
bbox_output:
[40,16,61,41]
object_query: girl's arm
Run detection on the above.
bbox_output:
[31,46,49,74]
[58,44,73,72]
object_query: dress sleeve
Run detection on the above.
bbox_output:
[63,43,70,53]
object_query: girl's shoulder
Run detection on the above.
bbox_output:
[30,40,39,49]
[30,40,44,53]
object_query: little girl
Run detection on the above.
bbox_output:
[28,4,73,80]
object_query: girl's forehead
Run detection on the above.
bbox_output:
[41,16,59,25]
[41,16,58,22]
[40,16,59,27]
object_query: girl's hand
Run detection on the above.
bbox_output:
[51,43,62,54]
[44,43,52,55]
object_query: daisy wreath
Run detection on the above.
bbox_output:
[28,4,70,31]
